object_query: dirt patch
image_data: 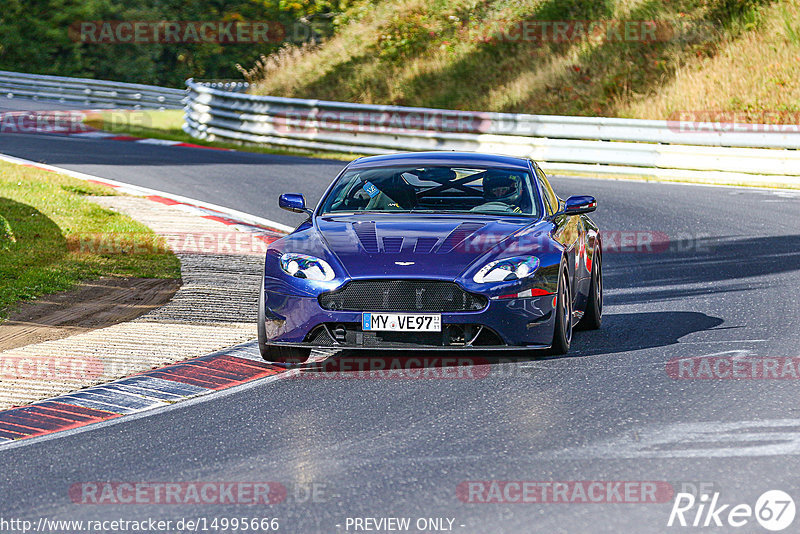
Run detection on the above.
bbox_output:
[0,277,180,351]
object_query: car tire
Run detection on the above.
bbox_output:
[258,277,310,364]
[547,267,573,355]
[262,344,310,364]
[577,250,602,331]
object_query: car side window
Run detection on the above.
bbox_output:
[536,167,560,215]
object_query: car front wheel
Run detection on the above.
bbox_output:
[577,250,602,330]
[548,268,573,355]
[258,277,310,364]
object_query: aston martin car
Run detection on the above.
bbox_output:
[258,152,602,363]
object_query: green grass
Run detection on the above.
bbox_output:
[83,110,354,161]
[0,162,180,319]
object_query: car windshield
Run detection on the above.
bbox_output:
[319,166,540,217]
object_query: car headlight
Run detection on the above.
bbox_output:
[280,253,335,281]
[473,256,540,283]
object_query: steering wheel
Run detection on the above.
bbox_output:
[470,201,519,213]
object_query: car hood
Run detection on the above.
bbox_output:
[316,215,534,279]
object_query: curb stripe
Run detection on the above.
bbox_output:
[147,370,228,390]
[83,388,170,411]
[175,142,230,151]
[0,423,34,436]
[100,383,185,403]
[0,349,287,446]
[87,179,119,188]
[55,396,138,414]
[0,429,27,440]
[176,365,253,383]
[120,376,207,397]
[1,413,79,433]
[57,128,234,152]
[0,422,39,435]
[0,153,291,445]
[37,402,115,419]
[145,195,181,206]
[21,406,96,424]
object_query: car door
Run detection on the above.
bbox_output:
[534,165,588,310]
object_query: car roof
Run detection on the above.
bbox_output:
[346,151,533,171]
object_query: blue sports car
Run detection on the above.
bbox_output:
[258,152,602,363]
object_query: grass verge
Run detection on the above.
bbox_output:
[244,0,799,120]
[0,161,181,320]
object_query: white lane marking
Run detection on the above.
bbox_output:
[669,349,751,362]
[70,131,116,139]
[727,189,800,198]
[135,138,182,146]
[0,152,295,234]
[551,174,800,192]
[675,340,768,344]
[540,419,800,459]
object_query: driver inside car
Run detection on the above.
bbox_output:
[471,170,525,214]
[361,174,417,210]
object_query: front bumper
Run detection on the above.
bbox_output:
[263,288,557,349]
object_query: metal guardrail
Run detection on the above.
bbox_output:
[184,79,800,185]
[0,70,185,110]
[193,80,250,93]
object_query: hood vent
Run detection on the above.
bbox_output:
[437,222,486,253]
[382,236,404,253]
[353,222,379,253]
[414,237,439,254]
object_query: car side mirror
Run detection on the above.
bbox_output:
[279,193,311,215]
[563,195,597,215]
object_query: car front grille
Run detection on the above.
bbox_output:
[318,280,487,312]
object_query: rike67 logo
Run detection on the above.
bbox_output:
[668,490,795,531]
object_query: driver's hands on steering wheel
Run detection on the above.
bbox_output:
[470,201,522,214]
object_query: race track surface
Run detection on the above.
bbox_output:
[1,130,799,533]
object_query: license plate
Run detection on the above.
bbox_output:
[362,313,441,332]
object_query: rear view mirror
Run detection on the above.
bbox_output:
[564,195,597,215]
[279,193,310,215]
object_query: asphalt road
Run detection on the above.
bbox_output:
[1,129,800,533]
